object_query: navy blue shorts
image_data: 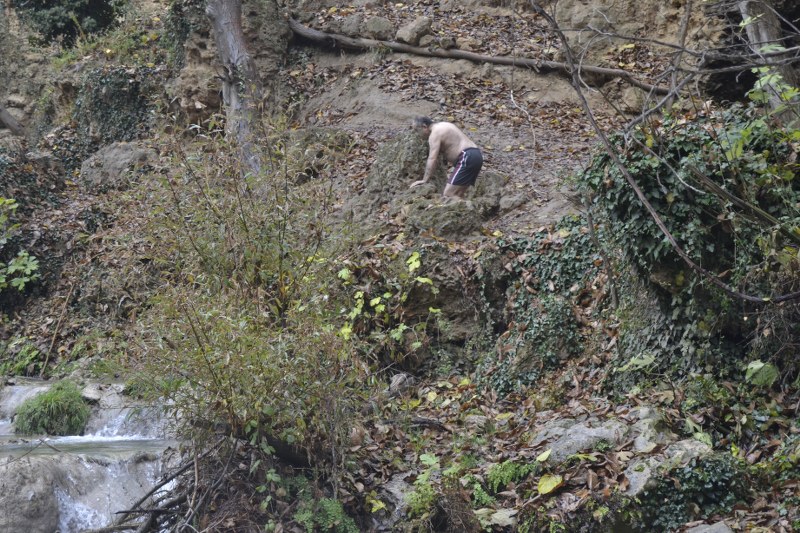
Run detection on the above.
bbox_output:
[449,147,483,187]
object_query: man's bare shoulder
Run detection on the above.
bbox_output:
[431,121,459,133]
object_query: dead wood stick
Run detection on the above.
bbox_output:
[288,18,670,95]
[41,281,76,377]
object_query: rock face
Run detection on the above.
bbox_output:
[166,0,290,125]
[79,141,158,192]
[553,0,724,67]
[530,417,628,463]
[347,131,501,240]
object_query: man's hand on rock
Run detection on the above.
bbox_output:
[410,180,427,188]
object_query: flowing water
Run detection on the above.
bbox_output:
[0,379,177,533]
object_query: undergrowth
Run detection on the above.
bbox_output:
[478,215,602,394]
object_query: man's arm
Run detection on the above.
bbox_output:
[410,135,441,188]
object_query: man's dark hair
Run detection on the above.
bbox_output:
[413,116,433,128]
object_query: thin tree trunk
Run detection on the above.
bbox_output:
[738,0,800,122]
[205,0,262,177]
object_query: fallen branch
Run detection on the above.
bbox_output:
[288,18,670,95]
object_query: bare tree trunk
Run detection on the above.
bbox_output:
[0,104,26,137]
[738,0,800,121]
[205,0,263,177]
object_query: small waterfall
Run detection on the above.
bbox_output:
[56,487,105,532]
[0,379,177,533]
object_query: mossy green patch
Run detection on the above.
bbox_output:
[14,380,90,436]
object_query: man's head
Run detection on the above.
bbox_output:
[412,116,433,138]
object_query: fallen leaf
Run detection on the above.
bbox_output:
[538,474,563,495]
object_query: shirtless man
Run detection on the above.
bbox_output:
[410,116,483,199]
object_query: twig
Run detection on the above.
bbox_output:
[41,281,76,377]
[176,439,237,532]
[114,438,226,526]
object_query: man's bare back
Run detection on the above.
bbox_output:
[410,117,483,199]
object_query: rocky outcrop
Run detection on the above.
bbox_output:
[364,16,394,41]
[0,453,166,532]
[79,141,158,192]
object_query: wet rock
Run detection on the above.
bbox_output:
[79,141,158,192]
[396,16,432,46]
[81,384,103,404]
[364,16,394,41]
[0,457,60,533]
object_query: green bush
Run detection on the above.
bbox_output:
[14,381,90,436]
[583,101,800,381]
[12,0,126,45]
[0,197,41,295]
[293,498,358,533]
[140,127,365,473]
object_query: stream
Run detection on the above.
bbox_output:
[0,378,177,533]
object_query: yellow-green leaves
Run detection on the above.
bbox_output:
[537,474,563,495]
[406,251,421,273]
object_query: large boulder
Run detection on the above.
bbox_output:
[530,417,628,463]
[0,457,60,533]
